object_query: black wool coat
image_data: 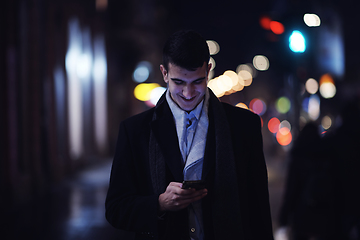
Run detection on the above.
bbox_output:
[105,90,274,240]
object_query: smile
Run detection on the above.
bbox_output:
[181,96,196,101]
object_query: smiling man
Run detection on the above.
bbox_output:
[160,62,210,112]
[106,30,274,240]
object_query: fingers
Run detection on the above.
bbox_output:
[158,182,208,212]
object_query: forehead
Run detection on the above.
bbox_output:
[167,63,207,79]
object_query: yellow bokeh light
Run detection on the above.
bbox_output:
[321,115,332,130]
[232,81,244,91]
[207,40,220,55]
[217,75,233,92]
[224,70,239,86]
[208,70,214,80]
[253,55,269,71]
[134,83,161,101]
[305,78,319,94]
[225,89,236,96]
[236,102,248,109]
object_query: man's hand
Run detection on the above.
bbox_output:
[158,182,208,212]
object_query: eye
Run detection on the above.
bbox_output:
[193,79,204,84]
[173,80,183,85]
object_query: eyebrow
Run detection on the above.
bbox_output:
[170,77,206,82]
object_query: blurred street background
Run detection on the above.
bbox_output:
[1,0,360,239]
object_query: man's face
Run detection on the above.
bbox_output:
[160,62,211,112]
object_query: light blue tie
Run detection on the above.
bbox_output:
[184,112,196,159]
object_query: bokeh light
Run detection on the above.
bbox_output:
[302,97,309,112]
[253,55,269,71]
[308,94,320,120]
[276,97,291,114]
[321,115,332,130]
[320,82,336,99]
[279,120,291,135]
[207,40,220,55]
[224,70,240,86]
[149,87,166,106]
[232,80,244,92]
[305,78,319,94]
[260,16,271,30]
[249,98,267,116]
[319,74,336,98]
[268,117,280,133]
[276,128,292,146]
[208,69,247,97]
[132,61,152,83]
[209,57,216,71]
[289,30,306,53]
[319,73,334,85]
[207,79,224,98]
[134,83,161,101]
[217,75,233,92]
[76,53,92,79]
[238,70,253,86]
[304,13,321,27]
[270,21,285,35]
[236,64,255,77]
[236,102,248,109]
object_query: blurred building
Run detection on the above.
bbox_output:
[0,0,172,208]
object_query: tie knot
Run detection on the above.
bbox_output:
[186,113,196,128]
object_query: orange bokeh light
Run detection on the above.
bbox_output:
[270,21,285,35]
[276,128,292,146]
[319,73,334,85]
[268,117,280,133]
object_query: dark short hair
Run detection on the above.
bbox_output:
[162,30,210,71]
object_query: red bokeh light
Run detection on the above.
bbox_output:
[270,21,284,35]
[260,16,272,30]
[268,117,280,133]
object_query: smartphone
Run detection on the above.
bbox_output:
[181,180,206,190]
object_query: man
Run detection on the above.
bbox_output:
[106,30,274,240]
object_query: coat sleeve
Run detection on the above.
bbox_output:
[246,114,274,239]
[228,107,274,240]
[105,121,159,235]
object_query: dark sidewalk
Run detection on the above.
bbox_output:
[1,160,134,240]
[1,157,285,240]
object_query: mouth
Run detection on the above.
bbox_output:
[180,96,196,102]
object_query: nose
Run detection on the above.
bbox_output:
[183,85,194,99]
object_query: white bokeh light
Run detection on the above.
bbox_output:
[253,55,269,71]
[304,13,321,27]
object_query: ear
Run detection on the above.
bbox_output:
[206,63,212,82]
[207,63,212,75]
[160,64,168,83]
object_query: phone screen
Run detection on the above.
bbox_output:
[182,180,206,190]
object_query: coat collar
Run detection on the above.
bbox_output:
[150,92,184,182]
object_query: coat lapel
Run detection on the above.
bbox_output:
[202,104,216,182]
[150,98,184,182]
